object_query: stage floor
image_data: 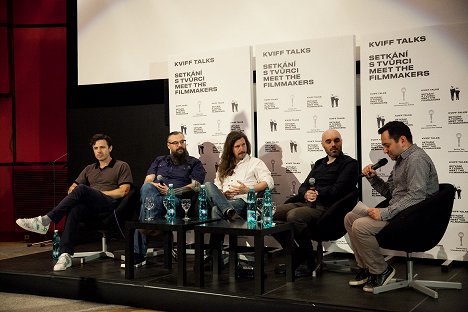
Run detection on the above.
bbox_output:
[0,241,466,312]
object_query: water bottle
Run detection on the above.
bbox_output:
[262,187,273,227]
[247,186,257,226]
[52,230,60,260]
[198,184,208,221]
[166,183,176,220]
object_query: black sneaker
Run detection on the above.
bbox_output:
[274,263,287,275]
[349,267,370,286]
[274,263,312,277]
[363,265,395,292]
[294,264,312,278]
[224,208,241,221]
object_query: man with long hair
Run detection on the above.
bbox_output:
[205,131,274,220]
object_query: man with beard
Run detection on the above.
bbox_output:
[273,129,359,277]
[203,131,274,270]
[205,130,274,220]
[131,131,205,267]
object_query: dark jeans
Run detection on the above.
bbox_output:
[47,184,118,255]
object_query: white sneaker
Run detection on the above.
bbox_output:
[16,216,49,234]
[54,253,72,271]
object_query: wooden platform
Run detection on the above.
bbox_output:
[0,241,466,312]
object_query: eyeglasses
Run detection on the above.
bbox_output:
[168,140,186,146]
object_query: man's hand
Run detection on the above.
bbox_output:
[152,182,168,195]
[362,164,377,178]
[367,207,381,220]
[304,189,318,202]
[224,181,249,199]
[68,183,78,194]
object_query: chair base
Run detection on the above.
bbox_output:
[373,278,462,299]
[313,259,355,277]
[73,251,115,264]
[312,242,357,277]
[373,259,462,299]
[72,232,117,264]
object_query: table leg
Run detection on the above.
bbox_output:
[285,228,295,283]
[163,231,173,270]
[213,243,221,276]
[229,235,238,280]
[195,230,204,287]
[125,226,135,279]
[177,229,187,286]
[254,234,265,295]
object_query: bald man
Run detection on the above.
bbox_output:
[273,129,359,277]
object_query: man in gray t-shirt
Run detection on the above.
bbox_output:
[345,121,438,293]
[16,134,133,271]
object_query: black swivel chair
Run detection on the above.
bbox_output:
[73,188,137,263]
[284,189,359,277]
[374,183,462,298]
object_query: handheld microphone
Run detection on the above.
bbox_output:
[156,175,165,185]
[308,177,316,207]
[308,177,316,190]
[362,158,388,177]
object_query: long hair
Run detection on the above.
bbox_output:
[218,131,251,183]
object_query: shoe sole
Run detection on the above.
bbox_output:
[53,262,72,271]
[53,264,71,271]
[362,268,396,292]
[16,219,48,235]
[349,278,368,286]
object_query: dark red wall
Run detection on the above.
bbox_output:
[0,0,67,240]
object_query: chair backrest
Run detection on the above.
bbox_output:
[310,188,359,241]
[97,188,137,230]
[376,183,456,252]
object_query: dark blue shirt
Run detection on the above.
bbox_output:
[146,155,205,189]
[298,152,359,207]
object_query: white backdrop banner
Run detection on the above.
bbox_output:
[168,46,254,183]
[360,23,468,261]
[255,36,357,252]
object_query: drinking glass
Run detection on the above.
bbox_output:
[144,197,155,221]
[162,198,168,218]
[181,199,191,221]
[256,198,263,223]
[271,202,277,226]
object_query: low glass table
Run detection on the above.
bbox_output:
[194,220,294,295]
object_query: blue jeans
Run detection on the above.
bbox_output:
[205,182,247,252]
[133,182,181,256]
[204,182,247,219]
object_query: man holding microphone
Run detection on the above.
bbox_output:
[345,121,438,292]
[273,129,359,277]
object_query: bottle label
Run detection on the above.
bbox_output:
[247,210,256,224]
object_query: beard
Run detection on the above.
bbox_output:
[171,148,189,165]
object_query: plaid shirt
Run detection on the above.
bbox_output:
[368,144,439,221]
